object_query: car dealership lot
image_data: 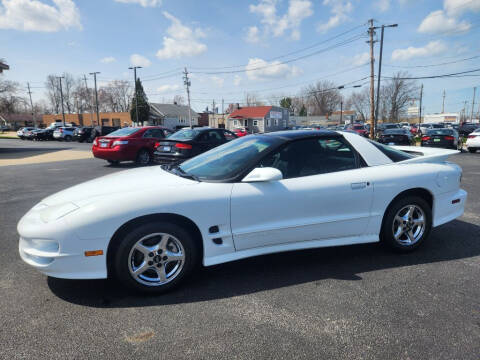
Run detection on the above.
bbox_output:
[1,139,479,359]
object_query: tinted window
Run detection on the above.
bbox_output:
[368,140,414,162]
[107,127,140,137]
[383,129,407,135]
[258,137,357,179]
[223,130,237,140]
[143,129,164,138]
[384,124,399,129]
[432,124,444,128]
[179,136,279,181]
[426,129,452,136]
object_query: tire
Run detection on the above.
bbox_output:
[64,135,72,142]
[468,148,477,153]
[113,222,199,294]
[107,160,119,165]
[381,195,432,253]
[135,149,151,165]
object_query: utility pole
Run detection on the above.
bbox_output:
[89,72,100,127]
[374,23,398,135]
[56,76,66,126]
[183,67,192,128]
[368,19,376,138]
[212,99,216,127]
[340,101,343,124]
[83,75,94,125]
[442,90,446,113]
[128,66,142,125]
[27,83,36,128]
[470,87,476,121]
[418,84,423,124]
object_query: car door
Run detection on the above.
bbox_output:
[230,136,374,251]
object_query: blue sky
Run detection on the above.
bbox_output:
[1,0,480,115]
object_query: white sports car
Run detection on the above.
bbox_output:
[18,130,467,293]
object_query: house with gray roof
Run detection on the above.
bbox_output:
[149,103,199,130]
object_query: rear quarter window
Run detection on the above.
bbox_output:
[368,140,414,162]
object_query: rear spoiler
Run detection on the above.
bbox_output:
[392,145,460,164]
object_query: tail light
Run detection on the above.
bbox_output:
[154,142,160,149]
[444,135,454,141]
[467,135,477,139]
[59,128,63,133]
[422,136,430,141]
[93,138,98,146]
[112,140,128,147]
[175,143,192,149]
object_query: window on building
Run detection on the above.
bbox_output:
[234,120,239,126]
[266,119,270,127]
[253,120,258,126]
[101,119,109,126]
[274,119,278,126]
[244,119,248,127]
[112,119,120,127]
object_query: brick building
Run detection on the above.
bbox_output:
[42,112,132,128]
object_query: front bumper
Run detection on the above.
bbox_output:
[17,205,109,279]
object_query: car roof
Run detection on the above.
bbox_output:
[263,129,340,140]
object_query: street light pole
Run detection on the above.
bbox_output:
[56,76,66,126]
[129,66,142,125]
[89,72,100,127]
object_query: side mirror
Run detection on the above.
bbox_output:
[242,167,283,183]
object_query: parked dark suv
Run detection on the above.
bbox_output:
[458,122,479,137]
[89,125,120,142]
[73,127,93,142]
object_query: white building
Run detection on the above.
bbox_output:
[424,113,459,123]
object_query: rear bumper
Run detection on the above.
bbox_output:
[421,142,456,149]
[465,138,480,149]
[92,147,135,161]
[153,152,189,164]
[433,189,467,227]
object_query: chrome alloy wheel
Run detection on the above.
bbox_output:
[137,150,150,165]
[128,233,185,286]
[392,205,426,246]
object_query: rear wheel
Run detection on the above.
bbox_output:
[113,222,199,294]
[107,160,119,165]
[381,196,432,252]
[135,149,151,165]
[64,135,72,142]
[468,148,477,153]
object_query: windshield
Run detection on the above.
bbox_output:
[106,127,140,137]
[384,124,399,129]
[352,125,365,130]
[168,128,201,140]
[179,135,280,181]
[432,124,444,128]
[383,129,407,135]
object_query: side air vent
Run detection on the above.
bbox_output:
[209,225,219,234]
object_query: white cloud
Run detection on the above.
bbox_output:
[0,0,81,32]
[156,84,180,93]
[391,40,448,61]
[317,0,352,33]
[375,0,390,12]
[114,0,162,7]
[245,58,302,81]
[351,52,369,66]
[418,9,471,34]
[248,0,313,41]
[233,75,242,86]
[245,26,260,43]
[156,12,207,59]
[211,76,224,88]
[417,0,480,35]
[130,54,151,67]
[100,56,116,63]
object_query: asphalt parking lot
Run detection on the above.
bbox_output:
[1,139,479,359]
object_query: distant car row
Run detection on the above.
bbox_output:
[16,124,120,142]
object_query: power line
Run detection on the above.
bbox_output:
[382,67,480,80]
[384,54,480,68]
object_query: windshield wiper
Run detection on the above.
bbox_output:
[170,165,201,182]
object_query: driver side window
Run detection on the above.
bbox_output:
[258,137,357,179]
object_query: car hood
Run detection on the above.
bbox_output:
[41,166,196,207]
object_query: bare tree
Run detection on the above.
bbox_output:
[244,92,264,106]
[302,80,342,115]
[173,95,185,105]
[346,87,370,121]
[45,75,61,114]
[0,79,25,114]
[380,71,418,122]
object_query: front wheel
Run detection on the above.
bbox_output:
[381,196,432,252]
[113,222,199,294]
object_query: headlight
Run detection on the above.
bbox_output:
[112,140,128,147]
[40,202,79,223]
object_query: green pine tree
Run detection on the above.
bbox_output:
[130,78,150,125]
[299,104,307,116]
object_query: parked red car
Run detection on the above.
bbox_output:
[92,126,174,165]
[347,123,369,137]
[410,124,419,135]
[233,127,249,137]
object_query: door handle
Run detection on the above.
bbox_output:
[351,182,368,190]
